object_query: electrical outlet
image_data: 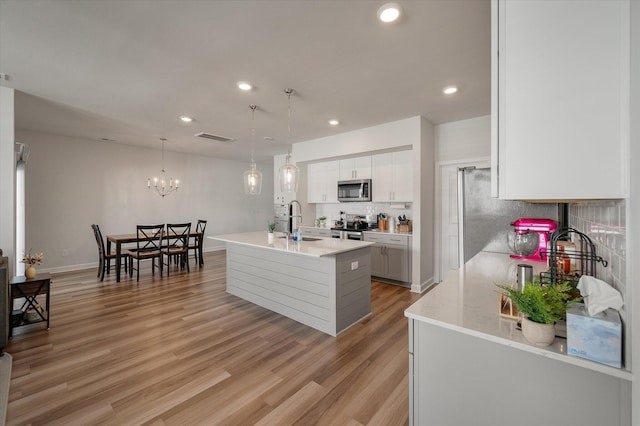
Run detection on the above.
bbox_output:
[351,261,358,270]
[61,249,69,257]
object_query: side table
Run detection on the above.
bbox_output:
[9,273,51,336]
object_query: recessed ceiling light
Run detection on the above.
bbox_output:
[377,3,402,23]
[329,119,340,126]
[443,86,458,95]
[237,81,253,91]
[179,116,194,123]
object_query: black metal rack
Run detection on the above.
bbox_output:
[540,228,608,285]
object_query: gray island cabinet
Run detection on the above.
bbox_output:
[212,231,374,336]
[405,252,632,426]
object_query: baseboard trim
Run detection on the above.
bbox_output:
[411,277,435,294]
[36,247,228,275]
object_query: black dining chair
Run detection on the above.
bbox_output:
[162,223,191,276]
[187,219,207,268]
[91,224,128,282]
[128,224,164,282]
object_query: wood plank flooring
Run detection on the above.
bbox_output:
[5,251,422,425]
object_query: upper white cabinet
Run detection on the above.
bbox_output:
[492,0,629,200]
[372,150,413,202]
[339,156,372,180]
[307,160,339,203]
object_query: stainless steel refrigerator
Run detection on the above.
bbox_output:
[457,167,559,265]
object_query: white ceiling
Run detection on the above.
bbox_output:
[0,0,491,162]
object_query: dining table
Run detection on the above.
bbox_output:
[106,231,204,282]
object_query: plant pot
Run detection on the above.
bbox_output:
[25,265,36,279]
[267,232,274,243]
[521,316,555,346]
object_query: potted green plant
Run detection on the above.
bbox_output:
[267,222,276,242]
[497,281,580,346]
[318,216,327,227]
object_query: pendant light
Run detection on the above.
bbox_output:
[243,105,263,195]
[147,138,179,198]
[279,88,300,193]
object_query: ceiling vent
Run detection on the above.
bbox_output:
[194,132,234,143]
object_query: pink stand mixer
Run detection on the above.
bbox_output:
[509,218,557,262]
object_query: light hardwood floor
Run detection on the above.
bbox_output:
[5,251,422,425]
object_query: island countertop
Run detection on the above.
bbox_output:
[405,251,632,380]
[210,231,374,258]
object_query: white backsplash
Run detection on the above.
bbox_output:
[568,200,626,323]
[313,202,412,226]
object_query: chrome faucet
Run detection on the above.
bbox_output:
[288,199,302,239]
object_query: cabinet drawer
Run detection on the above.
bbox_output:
[364,232,409,246]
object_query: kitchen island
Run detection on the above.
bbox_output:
[211,231,374,336]
[405,251,632,426]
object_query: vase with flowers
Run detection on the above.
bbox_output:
[21,250,43,279]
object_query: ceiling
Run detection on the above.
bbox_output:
[0,0,491,163]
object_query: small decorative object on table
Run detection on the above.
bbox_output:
[318,216,327,227]
[497,280,581,346]
[21,250,43,279]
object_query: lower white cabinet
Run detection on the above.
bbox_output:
[363,232,411,283]
[409,318,630,425]
[299,227,331,238]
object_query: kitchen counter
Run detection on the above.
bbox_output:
[211,231,373,257]
[405,251,631,425]
[211,231,372,336]
[405,251,631,380]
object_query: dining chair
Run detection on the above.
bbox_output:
[187,219,207,268]
[90,224,128,282]
[128,224,164,282]
[162,223,191,276]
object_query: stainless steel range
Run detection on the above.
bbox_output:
[330,214,376,240]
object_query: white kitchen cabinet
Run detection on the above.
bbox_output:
[339,156,371,180]
[372,150,413,202]
[299,226,331,238]
[307,160,339,203]
[363,232,411,283]
[492,0,629,200]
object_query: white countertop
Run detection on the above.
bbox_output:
[210,231,374,258]
[405,251,632,380]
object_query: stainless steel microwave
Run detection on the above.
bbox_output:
[338,179,372,202]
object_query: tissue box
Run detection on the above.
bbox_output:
[567,303,621,368]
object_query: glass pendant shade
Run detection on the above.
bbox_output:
[279,153,299,193]
[244,162,263,195]
[279,88,299,193]
[243,104,262,195]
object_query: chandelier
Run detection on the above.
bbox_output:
[147,138,179,198]
[243,105,263,195]
[279,88,300,193]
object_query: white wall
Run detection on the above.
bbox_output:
[292,117,415,162]
[435,115,490,163]
[0,87,15,274]
[417,117,435,291]
[17,130,274,272]
[629,0,639,416]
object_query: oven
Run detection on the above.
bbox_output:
[330,229,364,240]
